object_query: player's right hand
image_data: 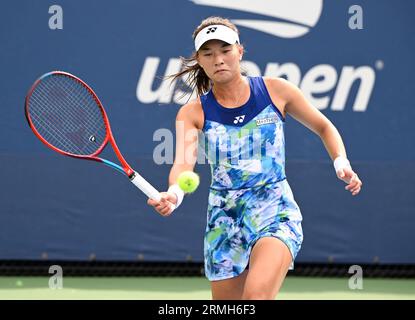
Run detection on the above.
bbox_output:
[147,192,177,216]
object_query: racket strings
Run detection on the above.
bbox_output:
[31,90,103,155]
[32,77,105,149]
[31,90,90,154]
[28,74,107,156]
[32,80,104,152]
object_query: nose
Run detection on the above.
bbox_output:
[213,52,224,66]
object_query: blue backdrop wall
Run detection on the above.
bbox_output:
[0,0,414,265]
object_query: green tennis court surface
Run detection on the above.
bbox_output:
[1,276,414,300]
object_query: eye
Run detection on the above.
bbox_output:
[203,53,212,57]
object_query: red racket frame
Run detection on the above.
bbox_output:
[25,71,135,177]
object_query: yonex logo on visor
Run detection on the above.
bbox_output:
[206,27,217,34]
[194,25,240,51]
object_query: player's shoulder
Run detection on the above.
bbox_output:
[180,97,202,110]
[177,97,202,118]
[176,97,204,129]
[263,76,299,98]
[263,76,295,90]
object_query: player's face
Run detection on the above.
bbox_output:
[197,40,243,83]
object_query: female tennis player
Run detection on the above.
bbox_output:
[148,16,362,300]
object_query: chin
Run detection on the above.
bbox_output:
[212,71,234,83]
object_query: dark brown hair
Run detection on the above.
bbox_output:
[168,17,241,98]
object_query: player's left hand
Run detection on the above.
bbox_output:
[336,167,362,196]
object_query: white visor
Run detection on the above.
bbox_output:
[194,25,240,51]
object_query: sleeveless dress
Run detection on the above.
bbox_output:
[199,76,303,281]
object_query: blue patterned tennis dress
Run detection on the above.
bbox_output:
[199,76,303,281]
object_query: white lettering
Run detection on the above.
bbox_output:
[332,66,375,111]
[301,64,338,110]
[264,62,302,86]
[136,57,376,112]
[136,57,181,104]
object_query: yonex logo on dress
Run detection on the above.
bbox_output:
[234,115,245,124]
[207,27,217,34]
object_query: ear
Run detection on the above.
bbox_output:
[238,45,244,61]
[196,55,202,69]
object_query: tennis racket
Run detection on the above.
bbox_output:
[25,71,161,201]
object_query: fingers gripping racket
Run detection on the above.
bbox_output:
[25,71,161,201]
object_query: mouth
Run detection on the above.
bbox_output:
[214,69,227,74]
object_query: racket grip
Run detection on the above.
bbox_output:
[129,171,161,202]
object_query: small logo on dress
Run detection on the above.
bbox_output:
[256,116,279,126]
[233,115,245,124]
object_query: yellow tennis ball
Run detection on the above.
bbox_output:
[178,171,200,193]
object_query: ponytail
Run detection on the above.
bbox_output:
[167,53,211,99]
